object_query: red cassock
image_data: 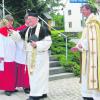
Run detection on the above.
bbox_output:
[15,24,27,31]
[15,25,30,89]
[0,27,16,91]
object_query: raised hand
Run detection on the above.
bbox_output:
[31,41,37,48]
[71,47,78,52]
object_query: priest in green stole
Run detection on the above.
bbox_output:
[71,4,100,100]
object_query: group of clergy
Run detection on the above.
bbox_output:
[0,12,52,100]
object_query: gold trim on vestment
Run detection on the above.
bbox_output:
[81,13,100,90]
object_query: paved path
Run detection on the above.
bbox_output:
[0,77,83,100]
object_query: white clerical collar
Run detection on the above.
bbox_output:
[28,23,41,37]
[88,13,94,19]
[86,13,95,24]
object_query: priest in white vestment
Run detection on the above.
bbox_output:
[9,12,52,100]
[71,4,100,100]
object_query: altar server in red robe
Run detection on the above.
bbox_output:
[0,15,16,96]
[15,14,30,93]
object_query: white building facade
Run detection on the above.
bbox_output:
[64,1,83,32]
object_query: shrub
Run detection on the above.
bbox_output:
[54,54,80,75]
[72,62,80,76]
[51,30,81,76]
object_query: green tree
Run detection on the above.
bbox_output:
[0,0,63,24]
[26,0,63,15]
[51,13,64,29]
[46,0,63,13]
[2,0,27,24]
[88,0,97,14]
[27,0,48,15]
[88,0,96,4]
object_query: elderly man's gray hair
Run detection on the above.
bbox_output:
[4,14,14,21]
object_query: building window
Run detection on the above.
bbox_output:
[68,10,71,15]
[69,22,72,28]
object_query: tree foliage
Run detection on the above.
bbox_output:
[88,0,96,4]
[0,0,63,24]
[87,0,98,14]
[46,0,63,13]
[1,0,27,24]
[51,13,64,29]
[27,0,48,15]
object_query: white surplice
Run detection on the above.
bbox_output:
[15,40,26,64]
[0,32,16,91]
[0,33,16,64]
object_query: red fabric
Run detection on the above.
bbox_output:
[0,26,16,91]
[0,27,9,37]
[0,62,16,91]
[0,26,14,37]
[16,63,30,88]
[15,24,27,31]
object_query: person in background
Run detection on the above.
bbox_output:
[71,4,100,100]
[15,14,30,94]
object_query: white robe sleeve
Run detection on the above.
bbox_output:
[76,39,88,51]
[8,30,21,42]
[0,34,4,58]
[75,27,88,51]
[36,36,52,52]
[80,39,88,50]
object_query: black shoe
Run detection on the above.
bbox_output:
[13,89,18,92]
[24,88,30,94]
[40,94,48,98]
[83,97,94,100]
[5,91,12,96]
[26,96,40,100]
[26,96,33,100]
[32,97,40,100]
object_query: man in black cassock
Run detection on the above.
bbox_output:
[9,12,52,100]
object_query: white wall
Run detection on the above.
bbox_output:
[64,2,83,32]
